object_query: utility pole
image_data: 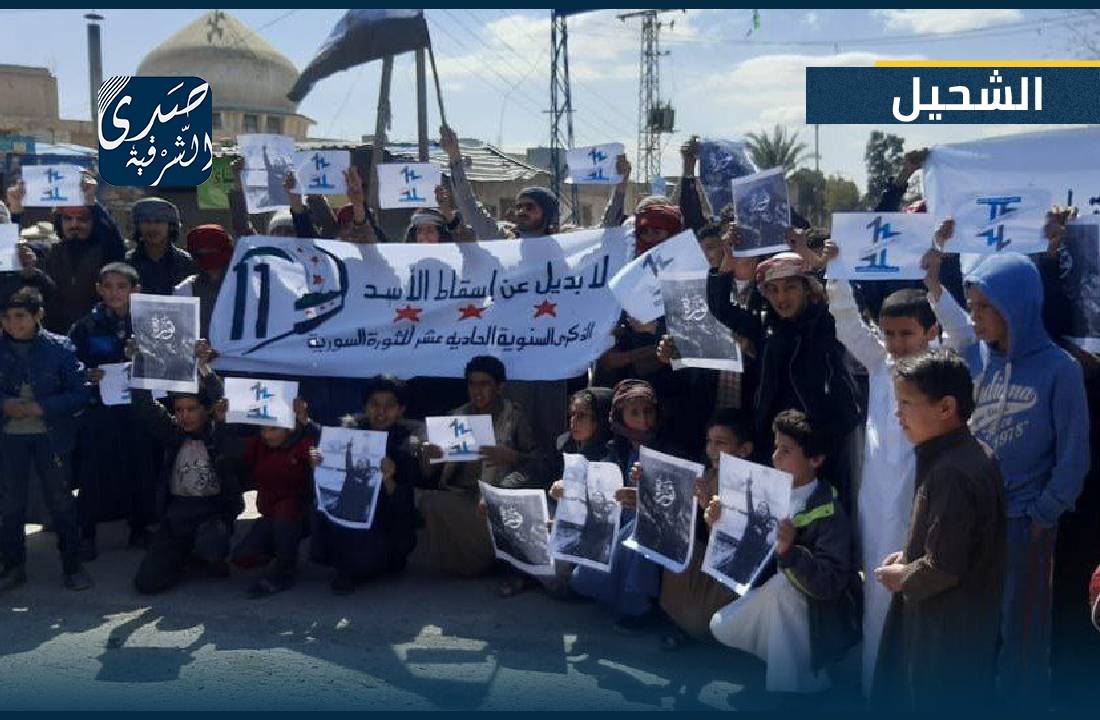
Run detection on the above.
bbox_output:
[618,9,682,184]
[549,10,579,223]
[85,12,104,129]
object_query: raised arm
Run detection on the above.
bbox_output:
[441,125,502,240]
[599,155,630,229]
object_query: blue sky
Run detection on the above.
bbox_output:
[1,8,1095,190]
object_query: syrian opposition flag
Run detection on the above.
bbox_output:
[288,10,430,102]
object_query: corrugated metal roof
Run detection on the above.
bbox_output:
[213,139,545,184]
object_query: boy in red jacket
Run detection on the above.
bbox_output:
[229,398,318,597]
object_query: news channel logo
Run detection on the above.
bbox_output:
[806,60,1100,125]
[97,75,212,187]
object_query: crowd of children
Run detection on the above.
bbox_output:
[0,136,1096,709]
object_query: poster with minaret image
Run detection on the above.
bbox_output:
[314,427,388,530]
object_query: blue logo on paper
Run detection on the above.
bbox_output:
[97,75,212,187]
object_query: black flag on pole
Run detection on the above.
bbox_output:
[287,10,430,102]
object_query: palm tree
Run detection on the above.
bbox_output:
[744,125,809,175]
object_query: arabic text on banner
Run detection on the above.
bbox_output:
[608,230,710,324]
[925,127,1100,255]
[827,212,934,281]
[224,378,299,429]
[565,143,624,185]
[377,162,441,209]
[209,227,631,381]
[22,164,82,208]
[293,150,350,195]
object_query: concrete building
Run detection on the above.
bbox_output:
[137,10,313,143]
[0,64,97,146]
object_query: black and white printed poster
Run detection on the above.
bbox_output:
[480,482,554,576]
[660,272,744,373]
[1059,218,1100,353]
[624,446,704,574]
[550,453,624,572]
[130,293,201,393]
[314,427,387,530]
[699,138,756,221]
[703,453,792,594]
[729,168,792,257]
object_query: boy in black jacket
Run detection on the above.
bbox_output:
[130,340,242,594]
[707,409,860,693]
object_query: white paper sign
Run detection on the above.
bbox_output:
[925,127,1100,255]
[315,426,387,529]
[565,143,624,185]
[224,377,299,428]
[702,453,792,595]
[0,225,19,272]
[550,454,624,572]
[130,293,200,393]
[827,212,935,281]
[98,362,133,406]
[730,168,791,257]
[22,164,83,207]
[240,134,295,213]
[480,481,554,576]
[377,162,441,209]
[608,229,710,323]
[624,446,704,574]
[425,414,496,464]
[292,150,349,195]
[661,271,744,372]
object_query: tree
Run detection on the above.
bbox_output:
[863,130,905,207]
[788,168,826,227]
[745,124,809,175]
[824,174,862,216]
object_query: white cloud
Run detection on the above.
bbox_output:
[874,9,1023,34]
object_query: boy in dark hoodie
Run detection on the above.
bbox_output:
[0,287,93,592]
[124,197,197,295]
[130,340,242,595]
[872,349,1006,710]
[69,262,159,556]
[230,398,318,597]
[310,377,425,594]
[928,243,1089,704]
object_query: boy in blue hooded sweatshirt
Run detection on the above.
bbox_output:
[927,220,1090,706]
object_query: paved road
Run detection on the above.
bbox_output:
[0,505,862,711]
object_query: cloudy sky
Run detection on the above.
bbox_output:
[1,8,1095,190]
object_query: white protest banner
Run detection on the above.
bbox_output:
[224,377,299,428]
[98,362,133,406]
[425,414,495,464]
[209,227,630,381]
[315,426,387,529]
[377,162,441,209]
[22,164,82,207]
[703,453,792,595]
[0,225,19,271]
[565,143,624,185]
[730,168,791,256]
[1059,218,1100,353]
[239,134,295,212]
[130,293,200,393]
[661,271,743,372]
[827,212,935,281]
[608,230,709,323]
[624,446,703,574]
[292,150,349,195]
[925,127,1100,255]
[550,454,623,572]
[480,482,554,576]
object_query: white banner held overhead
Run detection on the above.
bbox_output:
[827,212,935,281]
[209,228,631,381]
[22,164,82,208]
[565,143,625,185]
[377,162,441,209]
[292,150,350,195]
[925,127,1100,255]
[608,230,710,323]
[239,133,295,213]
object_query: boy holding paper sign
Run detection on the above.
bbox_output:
[707,410,859,694]
[69,262,159,557]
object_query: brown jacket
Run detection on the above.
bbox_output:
[872,426,1006,710]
